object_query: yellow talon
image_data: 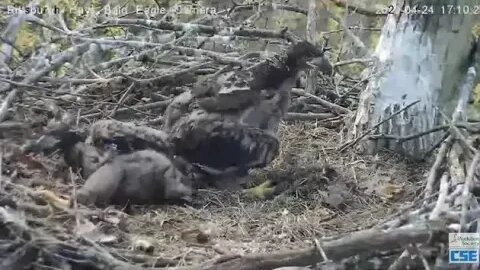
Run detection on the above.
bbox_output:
[245,180,275,200]
[33,190,70,210]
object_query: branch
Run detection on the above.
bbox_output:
[99,19,289,39]
[81,99,172,119]
[327,0,384,17]
[305,0,318,96]
[424,136,453,200]
[185,222,445,270]
[321,2,371,57]
[73,37,173,48]
[333,58,374,68]
[460,151,480,231]
[338,100,420,152]
[291,88,351,115]
[367,124,456,143]
[285,112,336,121]
[0,14,25,68]
[0,207,144,270]
[114,61,213,85]
[429,174,449,220]
[231,3,308,15]
[0,42,91,122]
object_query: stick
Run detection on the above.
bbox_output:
[424,136,453,200]
[0,42,92,122]
[176,222,446,270]
[460,151,480,231]
[338,99,420,152]
[291,88,351,115]
[284,112,336,121]
[430,174,449,220]
[100,18,288,39]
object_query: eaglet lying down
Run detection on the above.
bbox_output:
[75,150,193,207]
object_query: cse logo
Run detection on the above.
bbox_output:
[450,249,479,263]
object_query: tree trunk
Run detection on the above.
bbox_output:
[350,0,475,158]
[305,0,318,94]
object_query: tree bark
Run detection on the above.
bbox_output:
[305,0,318,94]
[351,0,475,158]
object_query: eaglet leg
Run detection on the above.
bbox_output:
[244,180,275,200]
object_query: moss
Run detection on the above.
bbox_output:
[370,31,381,50]
[38,0,83,28]
[53,66,68,78]
[106,50,117,60]
[104,27,126,37]
[39,0,79,11]
[346,63,365,74]
[280,10,308,36]
[473,24,480,38]
[132,0,163,6]
[11,0,31,5]
[473,83,480,107]
[15,22,40,56]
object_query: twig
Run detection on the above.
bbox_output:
[430,174,449,220]
[338,99,420,152]
[323,27,382,35]
[327,0,384,16]
[108,82,135,118]
[230,2,308,15]
[99,18,288,39]
[424,136,453,200]
[81,99,172,119]
[368,124,452,143]
[333,58,374,68]
[69,168,80,231]
[0,42,92,122]
[291,88,351,115]
[132,61,214,85]
[460,150,480,231]
[0,150,2,192]
[313,238,329,262]
[321,1,371,57]
[387,250,410,270]
[284,112,337,121]
[172,46,244,65]
[422,131,450,160]
[0,36,23,60]
[180,222,446,270]
[411,244,431,270]
[73,37,176,48]
[24,14,68,35]
[0,14,25,66]
[305,0,317,95]
[436,107,476,154]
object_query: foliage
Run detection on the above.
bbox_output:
[103,27,126,38]
[473,24,480,38]
[38,0,83,28]
[471,25,480,107]
[14,22,39,57]
[473,83,480,108]
[369,29,381,50]
[11,0,31,5]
